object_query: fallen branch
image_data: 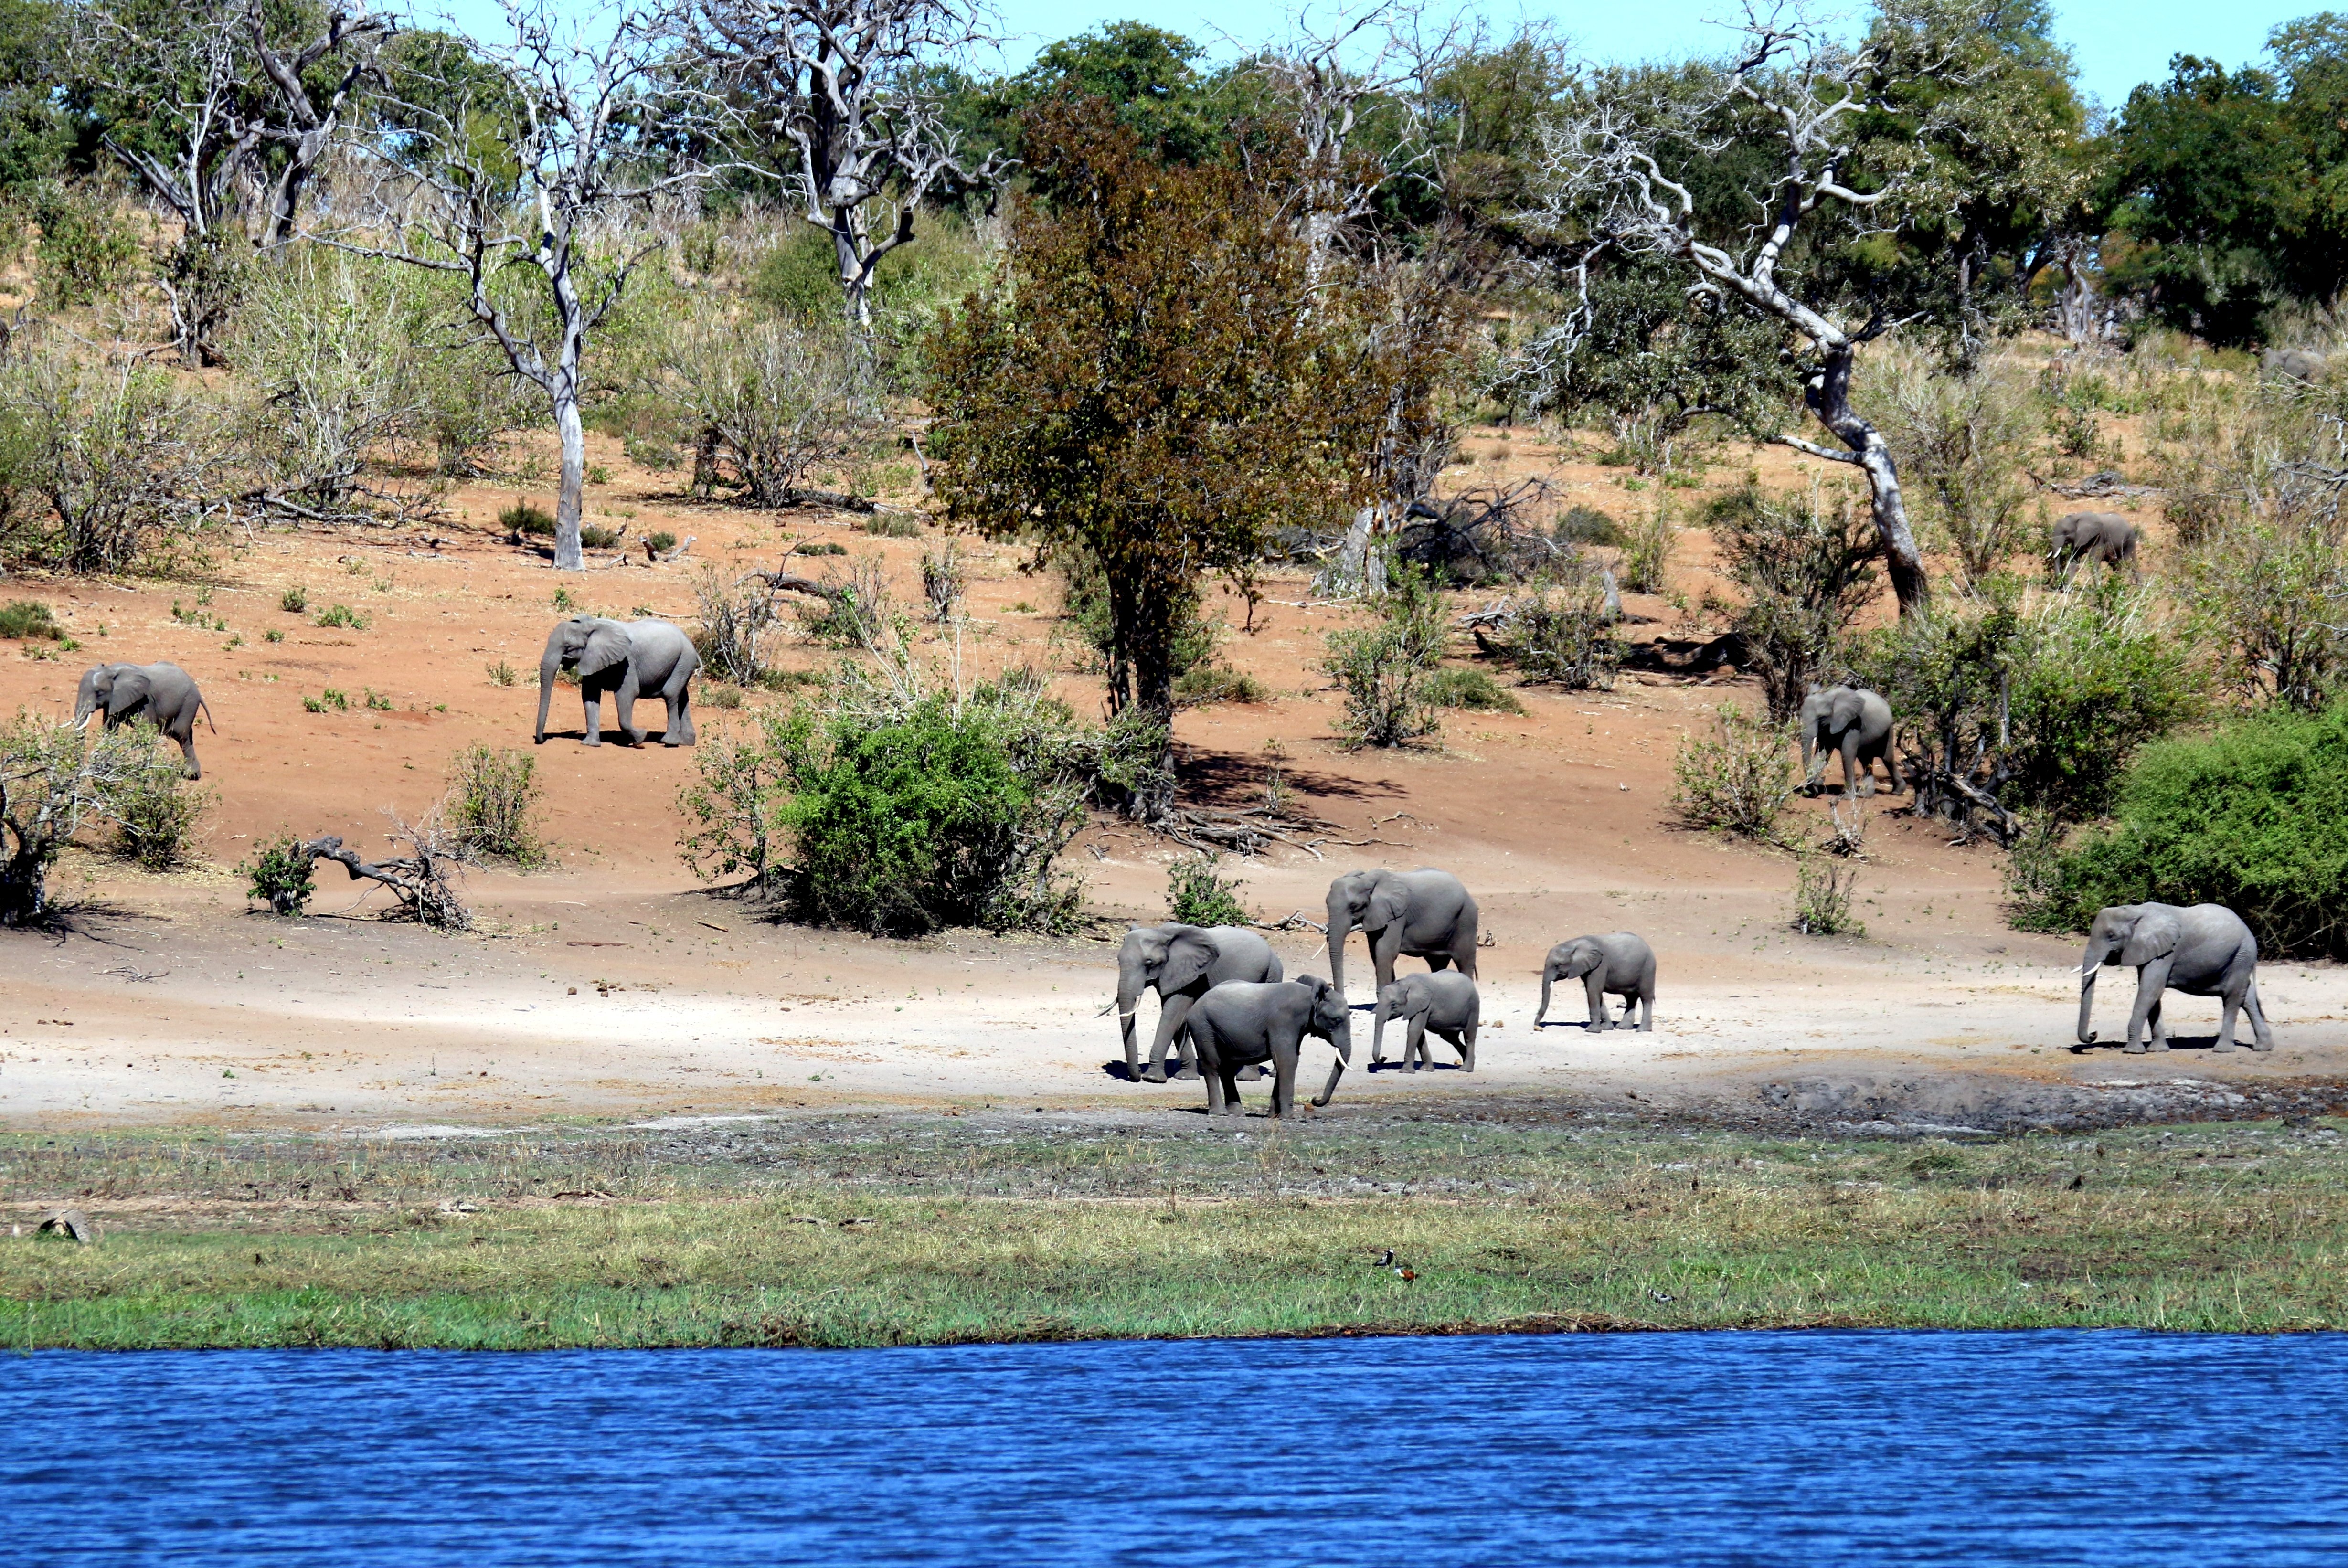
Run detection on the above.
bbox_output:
[296,817,476,930]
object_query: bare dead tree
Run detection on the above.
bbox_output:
[1530,2,1982,615]
[323,1,709,571]
[68,1,392,360]
[691,0,1007,332]
[296,818,477,930]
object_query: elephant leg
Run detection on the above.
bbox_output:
[175,732,201,780]
[664,674,695,746]
[1459,1024,1476,1073]
[1219,1065,1244,1115]
[1584,972,1607,1031]
[580,690,604,746]
[1638,989,1655,1033]
[2147,996,2169,1052]
[2125,964,2170,1053]
[1270,1046,1297,1118]
[2245,984,2274,1052]
[1842,737,1867,798]
[1371,930,1403,996]
[1405,1015,1427,1071]
[1146,995,1195,1083]
[614,680,646,745]
[2216,988,2240,1054]
[1195,1031,1226,1114]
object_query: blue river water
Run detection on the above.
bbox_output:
[6,1330,2348,1565]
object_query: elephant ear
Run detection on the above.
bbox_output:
[1829,689,1864,732]
[577,619,632,679]
[1365,878,1408,930]
[1159,931,1217,995]
[109,667,153,714]
[2121,909,2182,967]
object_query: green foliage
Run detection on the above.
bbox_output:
[1424,666,1523,713]
[1172,664,1270,706]
[1672,702,1801,842]
[1553,506,1619,546]
[1878,357,2041,589]
[109,739,208,871]
[1495,572,1621,690]
[314,604,367,630]
[1615,506,1675,594]
[0,598,57,639]
[441,744,546,867]
[501,502,555,538]
[302,688,348,713]
[863,512,920,539]
[28,184,140,308]
[278,586,307,613]
[1168,853,1248,927]
[239,834,317,916]
[1712,484,1880,720]
[680,670,1096,936]
[2032,704,2348,955]
[0,713,177,924]
[1792,845,1865,937]
[1852,578,2199,834]
[1324,570,1449,747]
[579,522,622,550]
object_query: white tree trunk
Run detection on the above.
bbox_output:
[554,393,586,572]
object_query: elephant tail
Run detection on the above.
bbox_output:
[199,697,217,734]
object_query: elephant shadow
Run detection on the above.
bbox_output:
[1365,1059,1469,1072]
[2068,1032,2237,1055]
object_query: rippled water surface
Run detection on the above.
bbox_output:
[8,1331,2348,1565]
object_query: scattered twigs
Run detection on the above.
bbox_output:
[1257,910,1328,933]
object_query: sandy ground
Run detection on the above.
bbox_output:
[8,424,2341,1135]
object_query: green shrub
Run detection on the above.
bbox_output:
[240,834,317,916]
[108,736,209,871]
[748,227,847,318]
[1616,507,1675,594]
[0,600,59,640]
[863,512,921,539]
[31,184,140,309]
[1173,664,1270,705]
[1,716,177,924]
[1169,853,1249,926]
[680,670,1094,935]
[314,604,367,630]
[580,522,623,550]
[2029,705,2348,954]
[646,530,678,554]
[1498,575,1621,690]
[304,688,349,713]
[279,586,308,613]
[1325,570,1449,747]
[1554,506,1619,547]
[1792,845,1864,935]
[626,437,679,472]
[1672,702,1800,841]
[1712,484,1878,720]
[442,744,546,866]
[795,540,849,556]
[501,502,555,538]
[1424,666,1524,713]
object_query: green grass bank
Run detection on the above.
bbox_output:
[5,1108,2346,1348]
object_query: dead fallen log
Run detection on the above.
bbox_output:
[298,824,476,930]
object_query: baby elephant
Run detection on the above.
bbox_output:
[1537,932,1656,1032]
[2050,512,2139,577]
[1180,976,1352,1118]
[1373,971,1480,1072]
[1800,684,1897,798]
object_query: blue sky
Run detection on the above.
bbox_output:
[442,0,2316,111]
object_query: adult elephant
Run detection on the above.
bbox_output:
[2077,902,2272,1055]
[1179,976,1352,1118]
[2050,512,2139,577]
[533,616,700,747]
[74,662,213,778]
[1115,922,1284,1083]
[1324,868,1478,1004]
[1536,932,1656,1032]
[1799,684,1897,798]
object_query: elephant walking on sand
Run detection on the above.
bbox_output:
[1373,971,1480,1071]
[74,662,214,778]
[1537,932,1656,1031]
[2078,902,2271,1055]
[534,616,700,747]
[1325,868,1478,1004]
[1115,922,1284,1082]
[1800,685,1896,798]
[1179,977,1352,1118]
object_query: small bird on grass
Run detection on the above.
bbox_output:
[1372,1248,1417,1282]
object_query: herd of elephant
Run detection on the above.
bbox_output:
[1116,867,2277,1118]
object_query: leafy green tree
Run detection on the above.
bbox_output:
[926,95,1374,808]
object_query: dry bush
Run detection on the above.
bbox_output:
[643,314,885,508]
[1671,702,1799,842]
[0,715,181,923]
[440,745,546,867]
[1878,357,2040,588]
[1710,484,1879,721]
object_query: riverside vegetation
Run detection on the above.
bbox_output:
[7,1112,2348,1348]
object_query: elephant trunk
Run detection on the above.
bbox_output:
[1325,894,1351,999]
[1313,1055,1345,1109]
[1115,966,1145,1076]
[1370,995,1391,1064]
[534,648,562,742]
[2077,966,2100,1045]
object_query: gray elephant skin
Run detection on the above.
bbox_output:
[1800,684,1897,798]
[1116,922,1284,1082]
[2263,348,2327,381]
[1537,932,1656,1031]
[1179,976,1352,1117]
[1325,868,1479,1002]
[2050,512,2139,576]
[1373,970,1480,1071]
[534,616,700,747]
[2077,902,2271,1055]
[74,662,214,778]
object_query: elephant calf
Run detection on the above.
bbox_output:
[2049,512,2140,578]
[1373,971,1480,1072]
[1180,976,1352,1118]
[2078,901,2271,1055]
[1537,932,1656,1032]
[75,662,214,779]
[1799,684,1897,799]
[534,615,700,747]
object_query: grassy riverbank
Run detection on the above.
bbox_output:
[5,1108,2346,1347]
